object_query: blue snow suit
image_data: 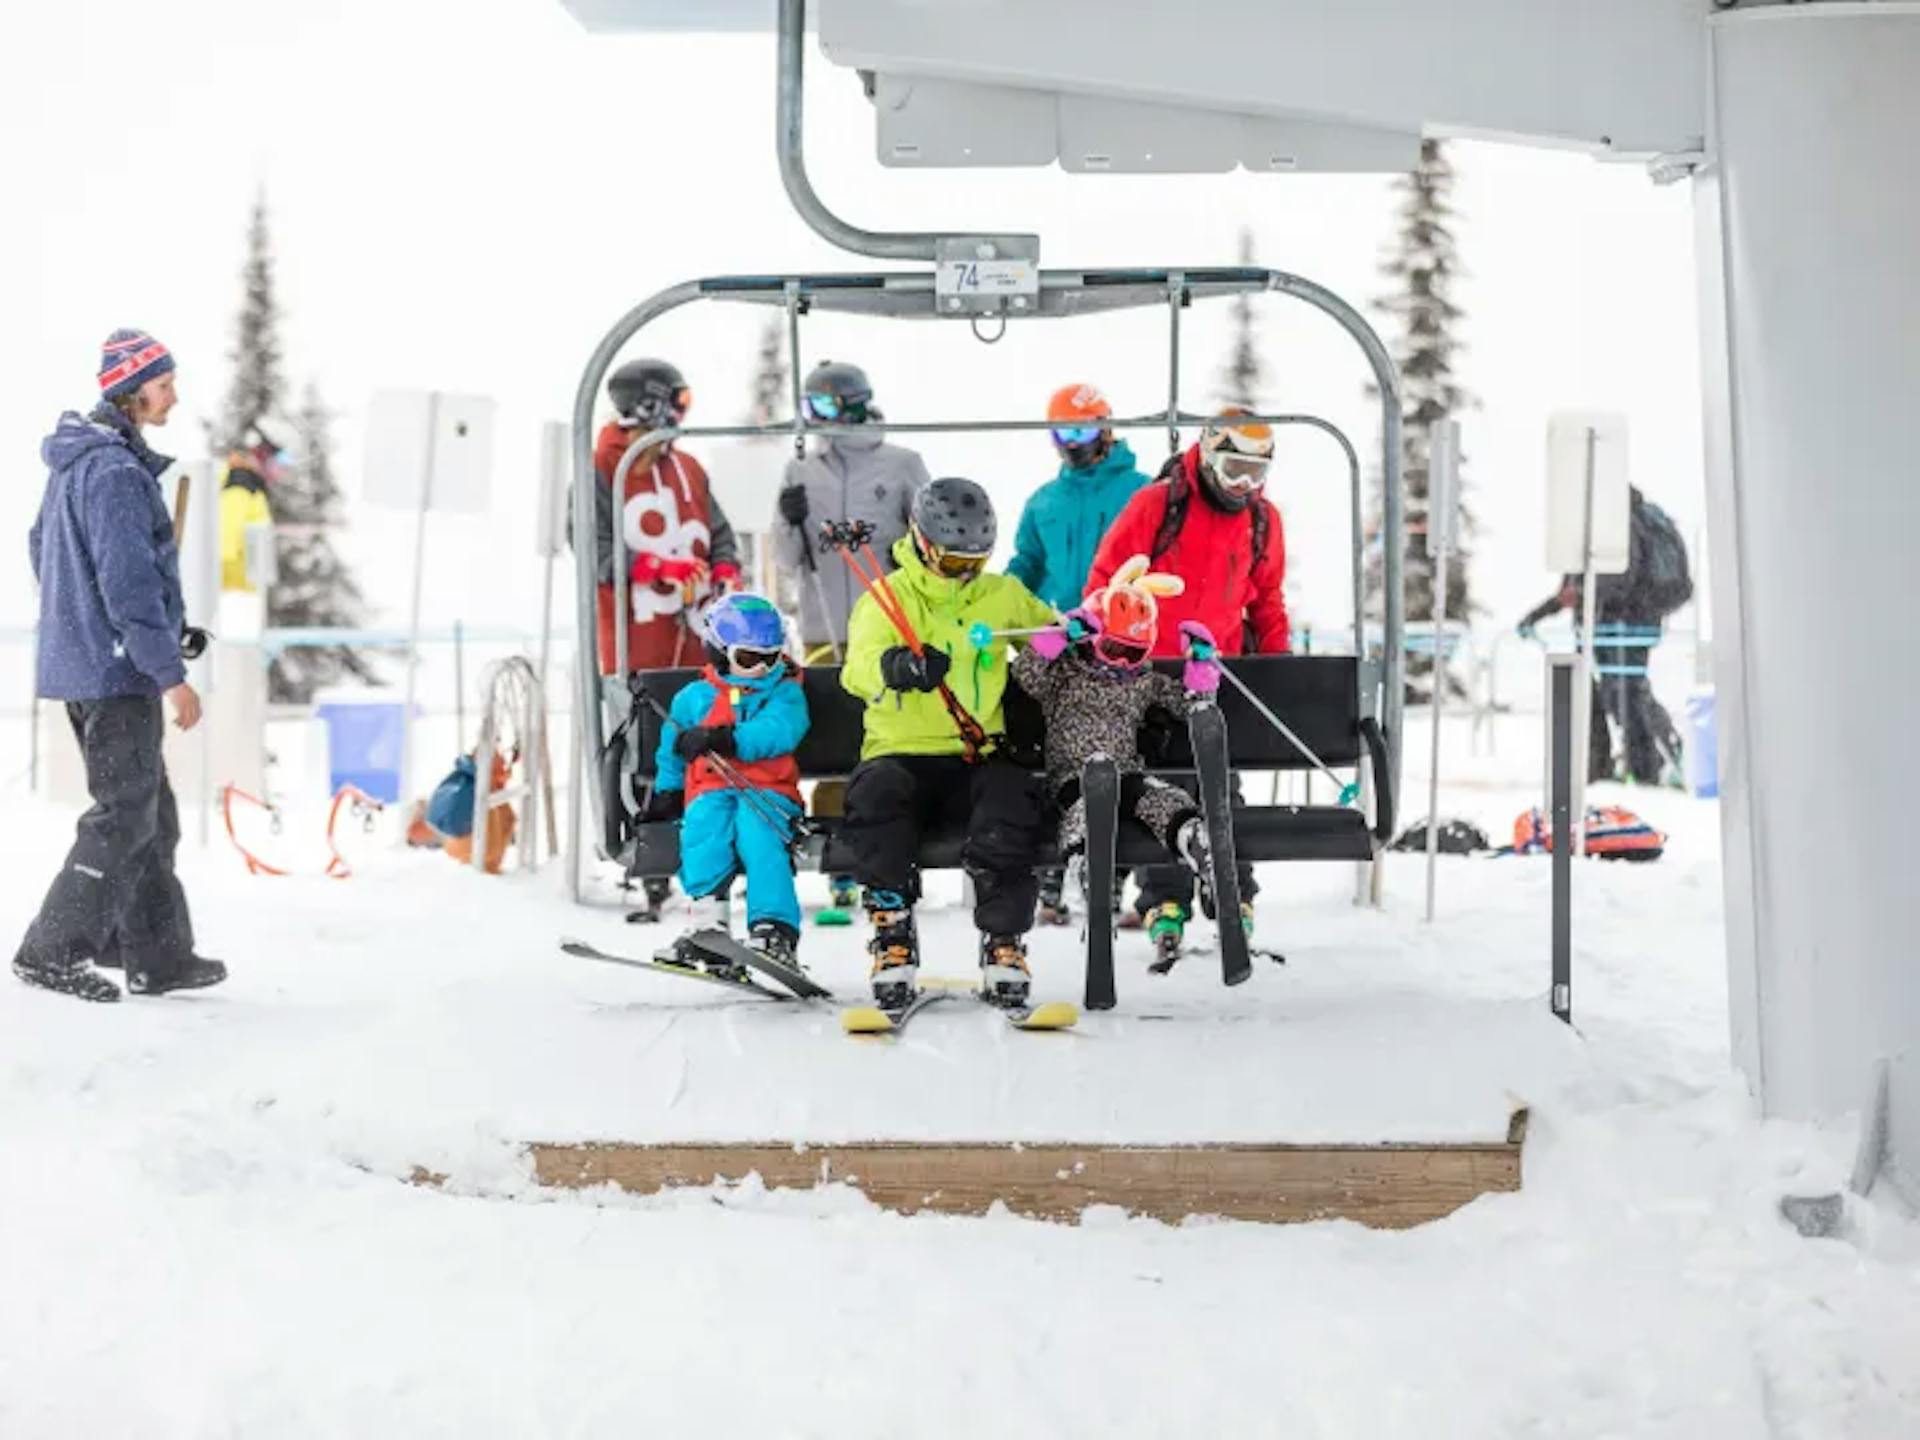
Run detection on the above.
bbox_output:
[655,662,810,932]
[30,404,187,699]
[1005,440,1152,613]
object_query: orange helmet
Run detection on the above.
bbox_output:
[1047,384,1114,469]
[1047,383,1112,425]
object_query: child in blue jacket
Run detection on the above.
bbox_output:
[653,593,811,970]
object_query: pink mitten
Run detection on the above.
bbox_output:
[1183,656,1221,695]
[1028,626,1069,661]
[1179,620,1221,694]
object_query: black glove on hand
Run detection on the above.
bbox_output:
[880,645,952,693]
[640,787,684,823]
[673,724,736,761]
[180,625,212,661]
[778,485,810,527]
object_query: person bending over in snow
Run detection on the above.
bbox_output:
[838,477,1056,1010]
[1010,556,1223,954]
[652,593,810,975]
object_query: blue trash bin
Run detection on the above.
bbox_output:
[1684,688,1718,799]
[316,700,406,803]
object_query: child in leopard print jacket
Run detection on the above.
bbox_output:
[1009,555,1222,869]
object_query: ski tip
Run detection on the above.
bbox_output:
[841,1005,898,1034]
[1015,1000,1080,1030]
[813,908,855,927]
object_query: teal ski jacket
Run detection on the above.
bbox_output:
[1005,440,1151,613]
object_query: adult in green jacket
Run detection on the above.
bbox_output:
[839,479,1055,1010]
[1006,384,1152,612]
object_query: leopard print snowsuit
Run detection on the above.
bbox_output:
[1010,644,1199,856]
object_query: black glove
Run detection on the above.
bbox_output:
[880,645,951,693]
[639,787,684,822]
[673,724,736,761]
[778,485,810,527]
[180,625,212,661]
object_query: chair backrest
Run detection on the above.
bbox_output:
[626,655,1362,779]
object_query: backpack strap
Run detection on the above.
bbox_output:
[1147,455,1189,565]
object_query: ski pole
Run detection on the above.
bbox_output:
[819,520,992,762]
[965,621,1065,648]
[637,692,811,845]
[1211,662,1361,806]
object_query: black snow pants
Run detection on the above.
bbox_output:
[1592,642,1678,784]
[1132,770,1258,918]
[841,755,1047,937]
[19,696,195,980]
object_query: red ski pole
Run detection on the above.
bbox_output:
[820,521,991,761]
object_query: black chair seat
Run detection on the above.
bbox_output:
[627,801,1372,878]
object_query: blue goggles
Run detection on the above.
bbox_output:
[804,392,845,422]
[1051,425,1103,448]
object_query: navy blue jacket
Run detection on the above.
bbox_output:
[29,405,186,700]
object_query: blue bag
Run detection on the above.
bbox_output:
[426,756,477,839]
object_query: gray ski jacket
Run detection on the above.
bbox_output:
[768,429,930,648]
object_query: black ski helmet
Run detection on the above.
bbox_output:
[910,477,997,555]
[803,359,875,424]
[608,358,690,429]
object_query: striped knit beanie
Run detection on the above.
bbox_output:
[98,328,176,401]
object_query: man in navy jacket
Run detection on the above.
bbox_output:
[15,330,227,1002]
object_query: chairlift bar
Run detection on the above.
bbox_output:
[1166,272,1185,456]
[776,0,943,262]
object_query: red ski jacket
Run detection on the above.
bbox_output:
[1085,446,1289,657]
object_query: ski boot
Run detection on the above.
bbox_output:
[1145,901,1187,975]
[978,934,1032,1008]
[866,890,919,1010]
[748,919,804,974]
[126,956,228,996]
[1173,815,1216,914]
[680,895,747,982]
[12,950,120,1004]
[1036,867,1071,927]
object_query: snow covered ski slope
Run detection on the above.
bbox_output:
[3,753,1917,1436]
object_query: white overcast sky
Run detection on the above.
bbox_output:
[0,0,1704,642]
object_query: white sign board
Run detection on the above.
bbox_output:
[535,420,569,558]
[363,389,496,514]
[1545,411,1630,575]
[1426,418,1461,557]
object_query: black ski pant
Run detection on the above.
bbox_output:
[1132,770,1258,917]
[19,696,195,979]
[841,755,1047,937]
[1592,643,1677,784]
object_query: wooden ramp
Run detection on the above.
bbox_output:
[527,1110,1527,1229]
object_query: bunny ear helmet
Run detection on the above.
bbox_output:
[1136,571,1185,599]
[1108,554,1152,591]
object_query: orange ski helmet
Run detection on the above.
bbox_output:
[1047,383,1114,470]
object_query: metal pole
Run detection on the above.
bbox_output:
[1424,538,1450,923]
[566,695,584,902]
[470,665,498,879]
[454,619,466,744]
[1577,426,1600,859]
[775,0,942,261]
[400,391,440,809]
[1550,654,1575,1023]
[1165,273,1184,455]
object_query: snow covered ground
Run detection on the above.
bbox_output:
[2,711,1917,1438]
